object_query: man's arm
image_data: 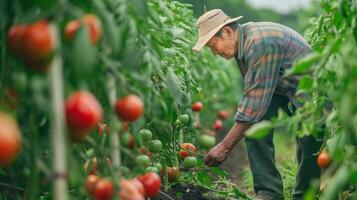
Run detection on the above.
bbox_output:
[204,122,251,167]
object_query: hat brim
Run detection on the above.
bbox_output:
[192,16,243,53]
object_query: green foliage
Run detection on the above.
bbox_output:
[274,0,357,198]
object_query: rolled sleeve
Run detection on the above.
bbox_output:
[235,42,283,124]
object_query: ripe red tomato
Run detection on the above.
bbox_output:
[137,172,161,197]
[65,91,103,142]
[82,14,102,44]
[64,14,101,45]
[7,25,27,58]
[119,179,145,200]
[192,101,203,112]
[179,143,197,159]
[213,119,223,131]
[92,178,114,200]
[0,112,22,167]
[317,151,331,168]
[167,167,180,182]
[218,110,229,120]
[64,20,81,42]
[84,174,100,194]
[115,95,144,122]
[23,20,53,62]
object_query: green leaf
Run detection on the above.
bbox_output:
[210,167,228,177]
[165,69,184,105]
[71,26,95,80]
[245,121,273,139]
[197,171,212,187]
[298,75,314,90]
[321,166,349,200]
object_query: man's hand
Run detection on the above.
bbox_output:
[204,142,231,167]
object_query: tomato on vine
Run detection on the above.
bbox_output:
[167,167,180,182]
[65,91,103,142]
[139,129,152,141]
[317,151,331,168]
[137,172,161,197]
[213,119,223,131]
[0,112,22,167]
[136,155,151,167]
[92,178,114,200]
[179,143,197,159]
[65,14,101,45]
[183,156,198,169]
[115,94,144,122]
[218,110,229,120]
[119,179,145,200]
[147,140,162,153]
[192,101,203,112]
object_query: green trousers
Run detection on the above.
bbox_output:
[245,94,322,200]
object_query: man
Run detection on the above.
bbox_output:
[193,9,322,200]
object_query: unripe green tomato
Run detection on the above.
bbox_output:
[136,155,151,167]
[198,135,216,148]
[147,140,162,153]
[146,166,159,173]
[139,129,153,141]
[178,114,189,124]
[183,156,198,168]
[155,163,162,172]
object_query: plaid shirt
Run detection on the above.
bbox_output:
[234,22,312,124]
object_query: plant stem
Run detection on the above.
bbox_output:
[28,114,39,200]
[107,74,121,175]
[49,23,68,200]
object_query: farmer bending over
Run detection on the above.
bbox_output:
[193,9,322,200]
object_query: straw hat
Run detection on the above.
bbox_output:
[193,9,243,52]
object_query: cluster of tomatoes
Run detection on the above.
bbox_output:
[7,14,101,73]
[84,172,161,200]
